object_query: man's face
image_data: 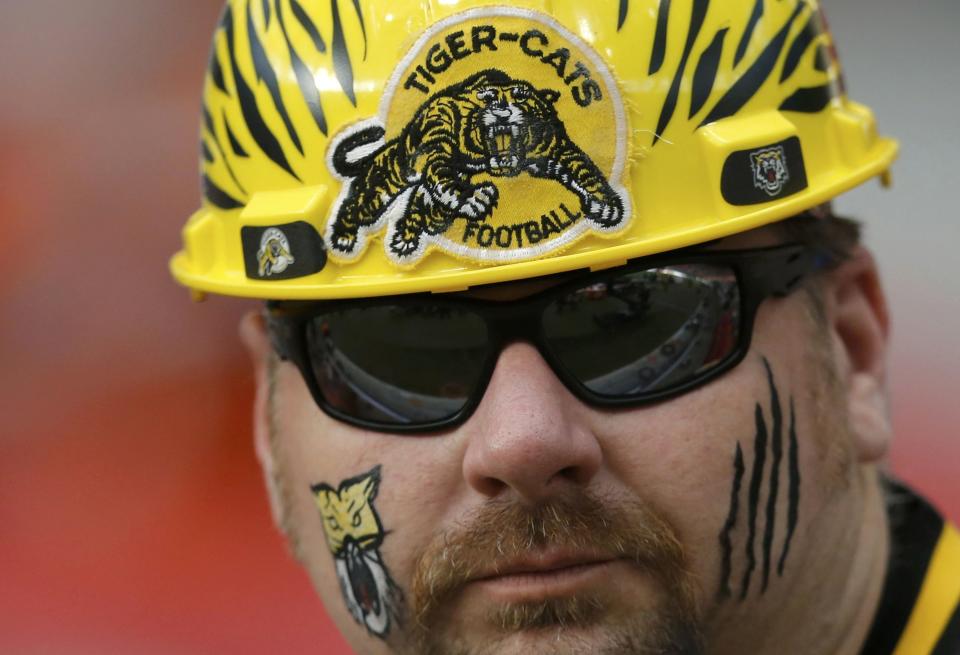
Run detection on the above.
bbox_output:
[253,229,872,655]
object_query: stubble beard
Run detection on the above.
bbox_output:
[401,490,705,655]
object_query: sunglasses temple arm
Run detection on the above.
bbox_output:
[745,247,822,299]
[264,311,296,362]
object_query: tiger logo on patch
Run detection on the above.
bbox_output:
[324,7,632,267]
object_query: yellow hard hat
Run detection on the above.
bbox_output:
[170,0,897,300]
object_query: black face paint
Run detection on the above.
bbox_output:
[717,357,801,600]
[718,443,745,599]
[310,465,404,638]
[779,397,801,576]
[740,398,768,600]
[760,358,783,593]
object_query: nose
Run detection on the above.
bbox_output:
[461,342,603,502]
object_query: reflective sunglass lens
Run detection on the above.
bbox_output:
[305,305,490,426]
[542,264,741,397]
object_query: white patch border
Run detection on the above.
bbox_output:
[323,6,632,268]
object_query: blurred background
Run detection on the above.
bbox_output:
[1,0,956,653]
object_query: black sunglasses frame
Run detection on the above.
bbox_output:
[266,243,827,434]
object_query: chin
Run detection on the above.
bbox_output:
[409,601,703,655]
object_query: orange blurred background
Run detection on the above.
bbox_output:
[1,1,956,653]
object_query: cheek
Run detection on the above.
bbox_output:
[366,440,473,581]
[593,327,849,605]
[596,361,760,581]
[271,365,466,582]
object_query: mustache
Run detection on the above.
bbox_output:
[409,488,696,630]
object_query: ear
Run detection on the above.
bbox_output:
[239,310,287,529]
[821,247,892,463]
[539,88,561,104]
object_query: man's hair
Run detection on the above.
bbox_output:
[777,205,862,261]
[771,207,864,345]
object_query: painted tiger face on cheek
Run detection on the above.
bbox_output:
[310,466,403,639]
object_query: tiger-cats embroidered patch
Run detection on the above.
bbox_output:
[324,7,632,268]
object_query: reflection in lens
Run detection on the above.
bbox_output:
[305,305,489,426]
[543,265,740,397]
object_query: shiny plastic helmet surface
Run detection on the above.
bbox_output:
[170,0,897,300]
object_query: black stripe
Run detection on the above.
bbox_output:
[618,0,629,31]
[202,102,246,195]
[217,111,248,195]
[649,0,671,74]
[760,358,782,593]
[699,2,804,129]
[247,2,304,154]
[690,27,728,118]
[780,85,832,113]
[218,3,232,31]
[718,442,745,599]
[226,117,249,157]
[814,44,829,72]
[224,5,300,181]
[203,174,245,209]
[932,599,960,655]
[291,0,327,53]
[349,0,368,59]
[262,0,271,27]
[735,0,764,66]
[202,104,216,136]
[210,46,227,93]
[780,14,818,83]
[859,480,945,655]
[331,0,357,106]
[653,0,708,145]
[777,396,800,576]
[201,139,214,163]
[278,0,329,135]
[740,402,768,600]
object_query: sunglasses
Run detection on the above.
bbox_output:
[266,243,827,433]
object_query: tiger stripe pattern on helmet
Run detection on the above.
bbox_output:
[199,0,844,212]
[200,0,368,209]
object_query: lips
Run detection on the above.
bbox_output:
[469,551,617,600]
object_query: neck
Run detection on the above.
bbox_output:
[815,467,890,655]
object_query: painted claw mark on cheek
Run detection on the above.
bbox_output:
[740,394,768,600]
[717,357,801,601]
[780,396,801,576]
[718,443,745,599]
[761,358,783,594]
[310,465,404,638]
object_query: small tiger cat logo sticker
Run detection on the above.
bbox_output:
[311,466,402,638]
[751,146,790,197]
[324,7,632,268]
[256,227,295,277]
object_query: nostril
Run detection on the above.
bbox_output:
[555,465,590,485]
[473,474,508,498]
